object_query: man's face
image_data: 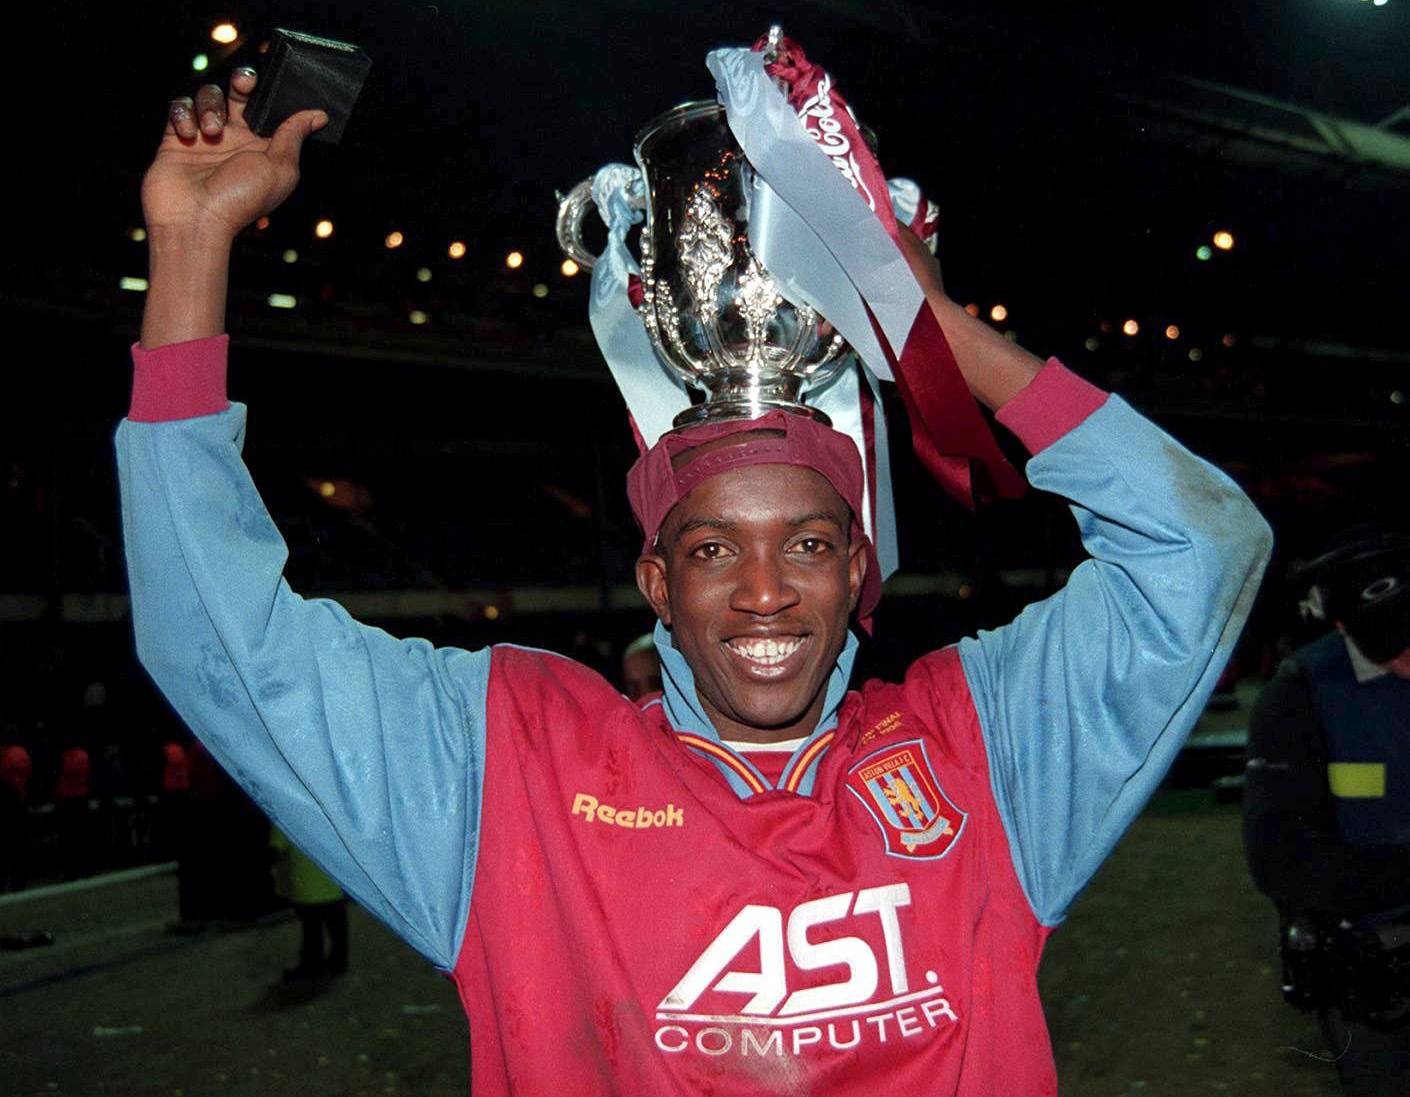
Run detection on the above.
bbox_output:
[635,463,866,744]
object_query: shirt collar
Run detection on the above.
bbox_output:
[654,619,858,742]
[653,620,858,798]
[1343,632,1390,684]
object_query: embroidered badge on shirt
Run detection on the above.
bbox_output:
[846,739,966,860]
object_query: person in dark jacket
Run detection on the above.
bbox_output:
[1244,528,1410,1094]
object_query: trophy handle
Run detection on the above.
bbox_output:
[556,175,648,271]
[555,178,602,271]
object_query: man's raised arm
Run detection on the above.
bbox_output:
[117,70,486,969]
[899,225,1273,928]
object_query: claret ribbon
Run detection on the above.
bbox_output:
[710,33,1026,508]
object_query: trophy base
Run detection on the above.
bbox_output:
[672,398,833,430]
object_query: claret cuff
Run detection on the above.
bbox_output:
[128,334,230,422]
[994,358,1109,455]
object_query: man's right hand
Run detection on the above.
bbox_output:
[137,68,326,349]
[142,68,327,242]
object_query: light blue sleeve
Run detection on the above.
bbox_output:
[116,405,490,969]
[958,397,1271,926]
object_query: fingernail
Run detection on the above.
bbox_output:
[201,111,223,133]
[236,67,256,78]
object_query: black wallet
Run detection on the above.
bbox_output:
[245,28,371,145]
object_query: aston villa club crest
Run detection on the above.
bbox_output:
[846,740,966,860]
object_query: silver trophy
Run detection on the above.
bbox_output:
[557,99,850,428]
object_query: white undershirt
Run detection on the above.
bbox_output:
[721,735,808,753]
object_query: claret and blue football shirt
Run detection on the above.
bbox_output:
[117,335,1271,1094]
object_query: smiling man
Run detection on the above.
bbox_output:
[635,430,869,745]
[119,64,1271,1096]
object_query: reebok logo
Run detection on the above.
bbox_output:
[571,792,683,830]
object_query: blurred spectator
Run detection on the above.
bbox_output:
[161,741,190,794]
[1,743,32,801]
[54,746,91,801]
[1,743,32,892]
[92,740,135,869]
[53,745,92,880]
[94,741,131,799]
[1244,527,1410,1093]
[270,826,349,981]
[155,741,190,864]
[620,633,661,702]
[82,680,108,711]
[170,741,219,929]
[170,741,276,930]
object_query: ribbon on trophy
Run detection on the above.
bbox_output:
[707,33,1026,507]
[572,30,1026,597]
[586,163,688,447]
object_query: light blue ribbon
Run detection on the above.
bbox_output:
[747,176,934,387]
[706,47,925,357]
[809,361,898,578]
[865,364,898,578]
[587,163,687,446]
[747,177,893,382]
[709,48,918,580]
[887,178,939,254]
